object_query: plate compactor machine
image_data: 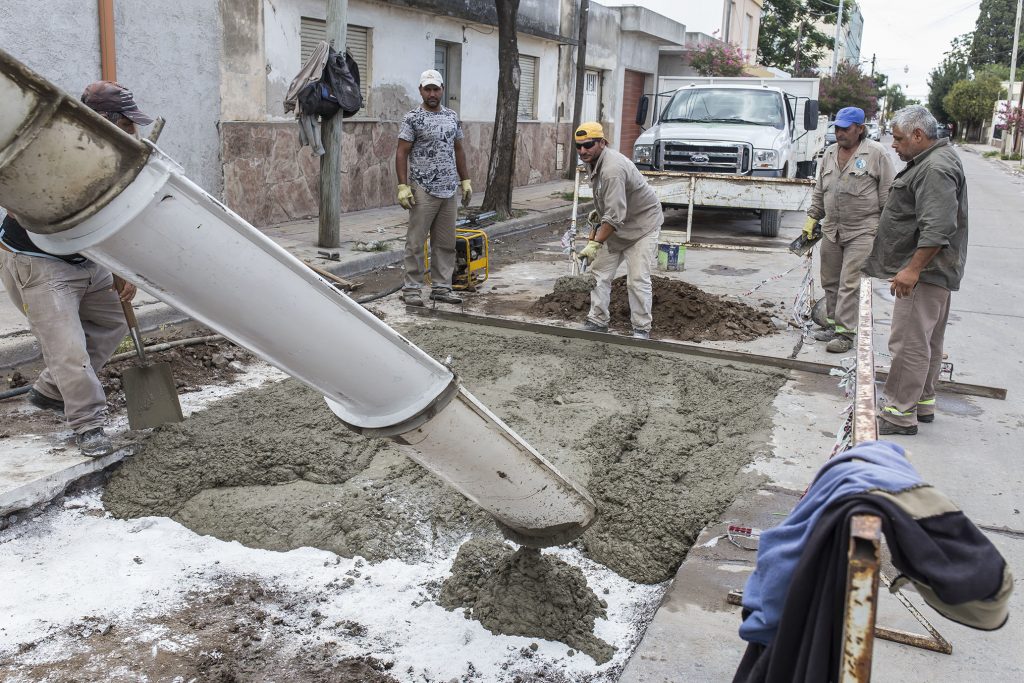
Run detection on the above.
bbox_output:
[424,227,489,291]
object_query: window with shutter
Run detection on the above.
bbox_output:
[300,17,370,106]
[517,55,537,120]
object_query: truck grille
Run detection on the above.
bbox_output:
[659,142,751,174]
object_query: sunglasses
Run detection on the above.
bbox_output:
[575,140,598,150]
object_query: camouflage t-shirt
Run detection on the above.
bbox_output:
[398,106,464,199]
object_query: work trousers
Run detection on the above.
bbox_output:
[0,251,127,433]
[819,230,874,337]
[880,281,950,428]
[586,229,660,332]
[403,184,457,293]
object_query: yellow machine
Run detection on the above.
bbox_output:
[424,228,489,291]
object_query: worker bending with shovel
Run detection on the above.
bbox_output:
[575,122,663,339]
[804,106,894,353]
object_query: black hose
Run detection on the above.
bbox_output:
[0,385,30,401]
[354,282,404,304]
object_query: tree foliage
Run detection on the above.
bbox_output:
[970,0,1020,69]
[757,0,847,74]
[943,74,1002,128]
[819,62,879,118]
[688,42,747,77]
[928,34,972,123]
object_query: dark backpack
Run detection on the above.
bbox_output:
[298,47,362,120]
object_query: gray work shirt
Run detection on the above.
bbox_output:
[398,106,464,199]
[809,139,895,240]
[589,147,663,252]
[862,139,968,291]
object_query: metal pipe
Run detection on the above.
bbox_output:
[97,0,117,81]
[853,278,877,444]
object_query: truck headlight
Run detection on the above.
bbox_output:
[753,149,778,169]
[633,144,654,165]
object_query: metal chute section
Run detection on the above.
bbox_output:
[0,48,150,233]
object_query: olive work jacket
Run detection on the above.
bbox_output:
[808,139,895,241]
[862,138,968,292]
[588,147,663,253]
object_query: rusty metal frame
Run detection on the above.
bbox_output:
[852,278,878,445]
[840,514,883,681]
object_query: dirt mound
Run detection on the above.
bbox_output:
[533,275,777,342]
[439,539,615,664]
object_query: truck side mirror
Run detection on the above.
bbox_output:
[804,100,820,130]
[635,95,649,126]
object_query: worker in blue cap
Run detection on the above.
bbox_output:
[804,106,895,352]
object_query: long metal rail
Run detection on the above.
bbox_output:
[405,307,1007,401]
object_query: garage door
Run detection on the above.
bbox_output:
[619,69,646,155]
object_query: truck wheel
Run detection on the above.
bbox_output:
[760,209,781,237]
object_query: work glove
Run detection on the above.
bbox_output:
[588,209,600,227]
[802,216,817,238]
[460,179,473,207]
[397,183,415,210]
[578,240,603,263]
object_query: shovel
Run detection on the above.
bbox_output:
[119,299,184,430]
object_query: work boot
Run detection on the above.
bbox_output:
[826,335,854,353]
[917,413,935,423]
[403,291,425,307]
[632,329,650,339]
[812,328,836,341]
[877,419,917,436]
[429,289,463,304]
[77,427,114,458]
[582,320,608,333]
[27,387,64,412]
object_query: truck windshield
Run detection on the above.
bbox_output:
[660,88,785,129]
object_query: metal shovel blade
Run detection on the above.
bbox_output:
[122,362,184,430]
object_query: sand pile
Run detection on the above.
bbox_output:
[440,539,615,664]
[533,275,777,341]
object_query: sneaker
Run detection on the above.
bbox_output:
[877,419,917,436]
[582,321,608,333]
[917,413,935,423]
[429,289,463,304]
[77,427,114,458]
[403,291,425,307]
[812,328,836,341]
[28,387,64,412]
[826,335,854,353]
[632,329,650,339]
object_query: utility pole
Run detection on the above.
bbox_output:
[870,53,875,77]
[318,0,348,248]
[1007,0,1023,156]
[830,0,846,77]
[566,0,589,179]
[794,21,803,74]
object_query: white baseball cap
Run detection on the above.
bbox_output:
[420,69,444,88]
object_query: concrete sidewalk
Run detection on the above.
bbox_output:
[1,177,584,370]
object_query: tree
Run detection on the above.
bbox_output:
[688,42,747,77]
[757,0,846,74]
[943,75,1002,137]
[928,41,971,123]
[970,0,1020,69]
[819,62,879,118]
[481,0,520,220]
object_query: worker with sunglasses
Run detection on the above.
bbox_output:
[574,122,663,339]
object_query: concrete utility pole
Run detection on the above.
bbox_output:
[831,0,846,77]
[1005,0,1023,156]
[319,0,348,249]
[566,0,589,179]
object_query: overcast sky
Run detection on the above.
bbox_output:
[599,0,983,100]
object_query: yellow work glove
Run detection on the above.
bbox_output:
[578,240,603,263]
[802,216,817,238]
[397,184,415,210]
[460,179,473,207]
[588,209,600,226]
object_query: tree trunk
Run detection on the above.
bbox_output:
[481,0,521,220]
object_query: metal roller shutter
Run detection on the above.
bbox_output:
[517,55,537,119]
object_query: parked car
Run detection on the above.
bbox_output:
[866,122,881,141]
[935,123,951,138]
[824,122,837,148]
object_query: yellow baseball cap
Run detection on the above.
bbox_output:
[575,122,604,142]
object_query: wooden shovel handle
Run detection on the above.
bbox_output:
[120,298,139,329]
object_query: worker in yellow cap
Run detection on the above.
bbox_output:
[574,122,663,338]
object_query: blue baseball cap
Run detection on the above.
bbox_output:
[833,107,865,128]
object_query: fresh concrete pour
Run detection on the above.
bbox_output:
[104,320,785,661]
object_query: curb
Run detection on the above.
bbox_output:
[0,203,587,371]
